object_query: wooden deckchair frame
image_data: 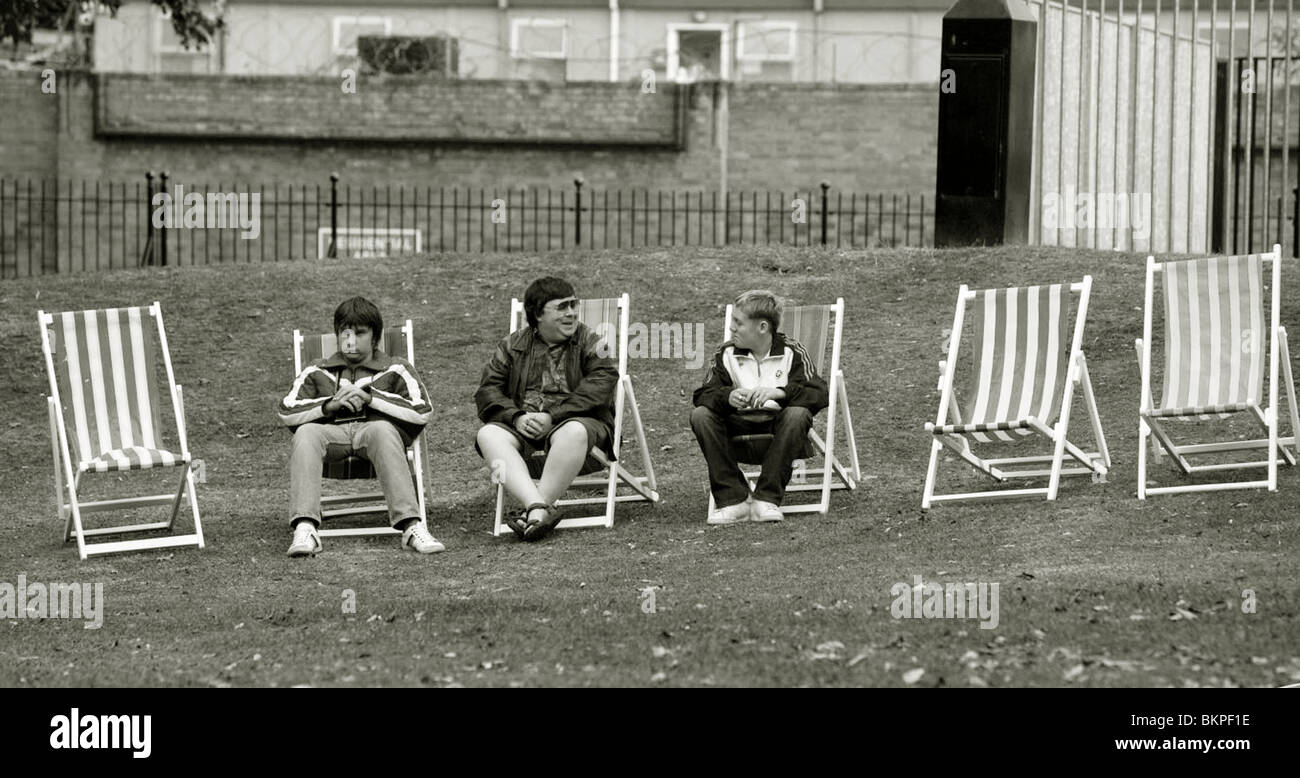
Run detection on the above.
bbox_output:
[39,302,205,560]
[922,277,1110,508]
[491,293,660,535]
[1136,245,1299,498]
[292,319,428,538]
[704,298,862,516]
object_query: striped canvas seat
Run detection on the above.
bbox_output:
[923,277,1109,507]
[1135,245,1299,498]
[1155,255,1264,419]
[40,302,204,560]
[48,307,183,471]
[84,446,183,473]
[938,284,1070,442]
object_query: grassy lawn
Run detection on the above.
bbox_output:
[0,244,1297,687]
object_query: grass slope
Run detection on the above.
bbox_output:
[0,244,1296,687]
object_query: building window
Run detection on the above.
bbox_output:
[156,9,216,74]
[511,19,567,60]
[333,16,393,57]
[736,20,795,81]
[510,18,567,80]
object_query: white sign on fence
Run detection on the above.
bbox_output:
[317,228,423,259]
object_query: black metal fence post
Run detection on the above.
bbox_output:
[820,181,830,246]
[142,170,155,267]
[158,170,169,267]
[574,176,584,246]
[329,172,339,258]
[1293,187,1298,258]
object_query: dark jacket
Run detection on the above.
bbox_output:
[474,322,618,456]
[693,331,830,417]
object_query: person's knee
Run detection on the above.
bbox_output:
[779,406,813,429]
[551,420,590,452]
[690,405,719,431]
[476,423,511,451]
[291,424,328,454]
[358,420,403,450]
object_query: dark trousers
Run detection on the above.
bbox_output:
[690,405,814,507]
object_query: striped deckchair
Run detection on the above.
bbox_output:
[38,303,205,560]
[922,277,1110,507]
[705,298,862,517]
[1136,245,1299,497]
[293,319,428,537]
[491,294,660,535]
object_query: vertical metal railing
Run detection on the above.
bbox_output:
[0,175,935,276]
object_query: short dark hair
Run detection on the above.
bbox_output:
[523,277,576,329]
[333,296,383,344]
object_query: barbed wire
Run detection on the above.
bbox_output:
[81,13,944,83]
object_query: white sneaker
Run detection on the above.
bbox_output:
[401,521,446,554]
[707,501,751,525]
[287,521,322,557]
[750,500,784,523]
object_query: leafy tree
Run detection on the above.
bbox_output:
[1,1,223,52]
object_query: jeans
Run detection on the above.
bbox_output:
[288,420,420,527]
[689,405,813,507]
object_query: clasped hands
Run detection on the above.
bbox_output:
[514,411,554,439]
[325,383,372,416]
[728,386,785,410]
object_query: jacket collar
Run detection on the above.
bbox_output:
[318,349,392,371]
[731,331,788,359]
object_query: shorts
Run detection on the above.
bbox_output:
[476,416,613,475]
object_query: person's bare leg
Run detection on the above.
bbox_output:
[476,425,546,516]
[537,421,590,506]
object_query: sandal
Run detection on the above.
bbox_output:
[509,502,548,540]
[523,503,561,542]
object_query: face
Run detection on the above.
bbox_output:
[338,324,375,364]
[535,296,580,343]
[731,311,769,351]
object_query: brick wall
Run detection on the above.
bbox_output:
[1,71,936,193]
[1,70,937,270]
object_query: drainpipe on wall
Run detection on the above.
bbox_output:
[716,81,729,244]
[498,0,509,79]
[609,0,619,82]
[813,0,823,82]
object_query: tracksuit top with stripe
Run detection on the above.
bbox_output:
[693,332,829,417]
[277,349,433,445]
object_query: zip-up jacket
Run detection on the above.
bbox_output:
[277,349,433,445]
[693,332,829,417]
[475,322,618,457]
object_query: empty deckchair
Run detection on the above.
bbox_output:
[922,277,1110,507]
[491,294,659,535]
[705,298,862,516]
[38,303,205,560]
[1136,245,1299,497]
[293,319,429,537]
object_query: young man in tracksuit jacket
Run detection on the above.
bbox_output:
[691,290,829,524]
[277,296,443,556]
